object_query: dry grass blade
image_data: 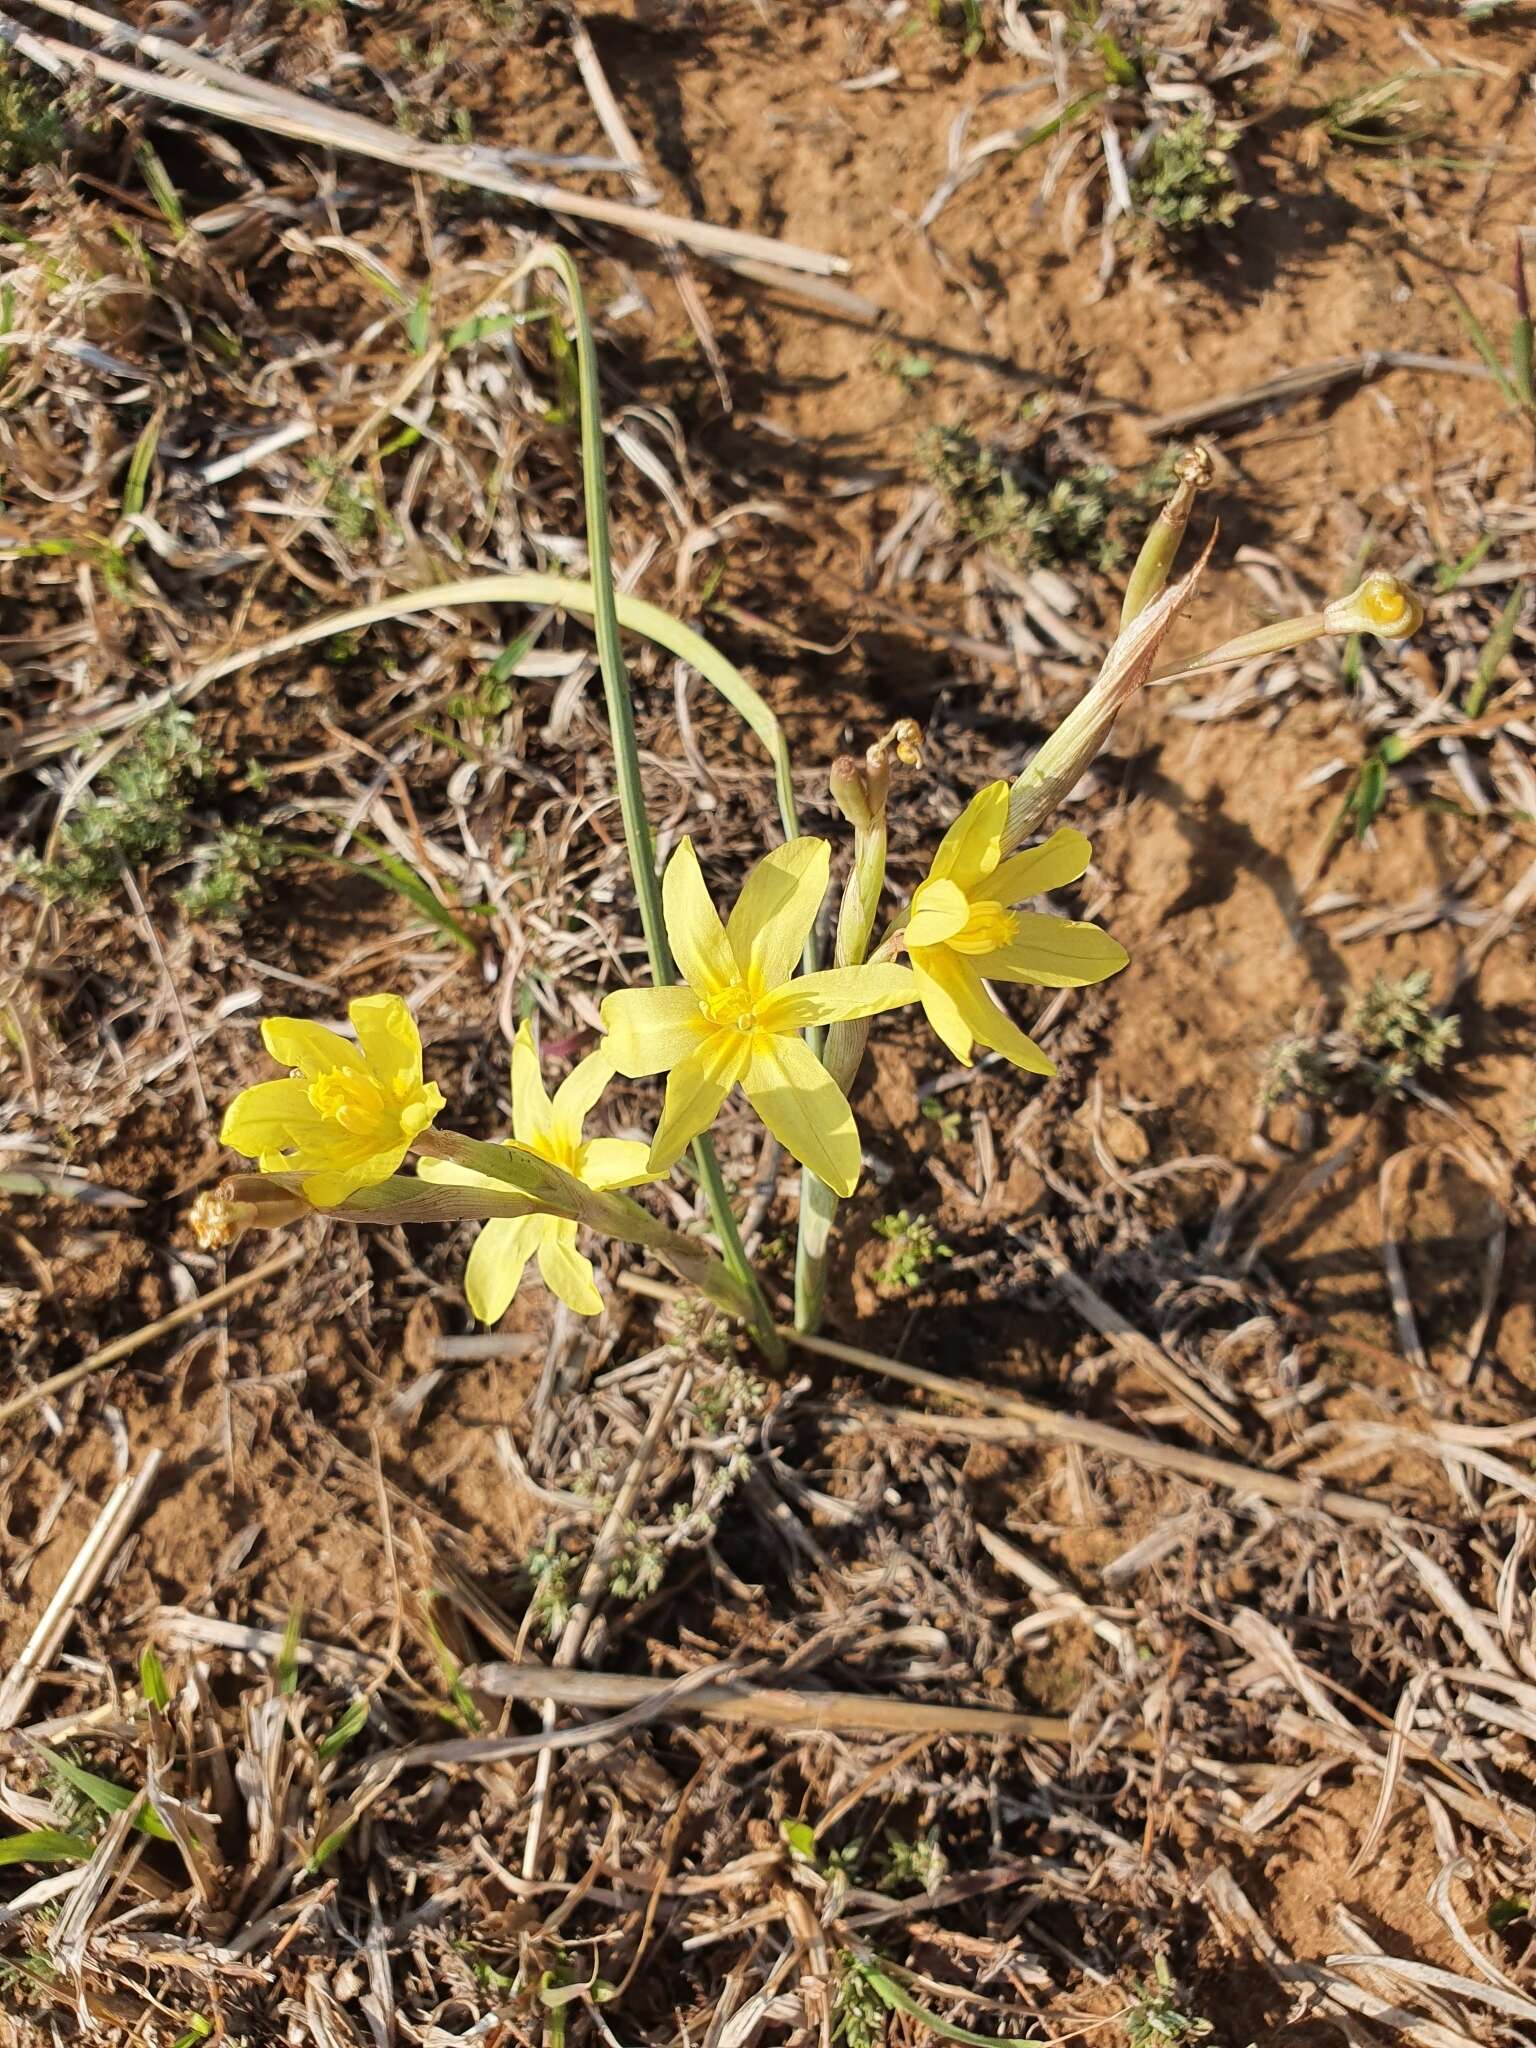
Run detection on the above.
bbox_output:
[0,14,848,281]
[0,1455,161,1729]
[462,1661,1106,1746]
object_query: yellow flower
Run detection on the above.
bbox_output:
[221,994,445,1206]
[418,1023,652,1320]
[600,837,918,1199]
[903,782,1127,1072]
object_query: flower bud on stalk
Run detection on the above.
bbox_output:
[795,724,922,1329]
[1119,444,1213,630]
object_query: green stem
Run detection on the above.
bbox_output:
[528,244,783,1365]
[792,812,889,1332]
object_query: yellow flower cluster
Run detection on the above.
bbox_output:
[219,783,1126,1321]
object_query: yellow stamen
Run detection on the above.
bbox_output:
[948,901,1020,956]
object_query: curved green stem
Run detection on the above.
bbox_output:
[516,244,784,1364]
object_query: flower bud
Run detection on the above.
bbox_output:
[829,755,876,832]
[190,1177,310,1248]
[1323,573,1424,641]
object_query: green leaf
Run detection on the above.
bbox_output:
[1490,1894,1531,1933]
[305,1818,356,1872]
[444,307,541,354]
[781,1820,817,1861]
[121,414,160,523]
[1434,532,1494,591]
[170,2019,214,2048]
[1348,754,1389,836]
[317,1696,370,1761]
[140,1644,170,1711]
[45,1753,172,1841]
[0,1827,95,1867]
[1465,580,1525,718]
[1446,284,1524,412]
[862,1963,1035,2047]
[276,1604,303,1697]
[405,283,433,358]
[279,837,481,954]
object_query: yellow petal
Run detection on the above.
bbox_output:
[922,950,1054,1075]
[647,1031,751,1173]
[465,1215,543,1322]
[979,826,1092,906]
[904,877,970,949]
[511,1020,553,1146]
[261,1017,362,1079]
[928,782,1008,889]
[348,994,423,1087]
[302,1147,411,1207]
[600,986,707,1077]
[550,1046,615,1142]
[662,837,737,996]
[537,1222,604,1316]
[910,952,975,1067]
[725,837,829,991]
[221,1077,318,1157]
[978,914,1128,988]
[758,964,920,1033]
[742,1035,862,1198]
[578,1136,656,1191]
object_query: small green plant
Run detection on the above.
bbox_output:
[21,711,207,905]
[1264,971,1460,1111]
[175,825,282,921]
[0,58,65,178]
[922,427,1176,574]
[832,1957,890,2048]
[525,1543,575,1637]
[878,1826,948,1896]
[608,1531,665,1602]
[873,1210,952,1292]
[1133,114,1246,241]
[1354,970,1462,1086]
[1125,1956,1212,2048]
[307,462,384,549]
[920,1095,963,1143]
[927,0,985,59]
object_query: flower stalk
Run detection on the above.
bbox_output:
[525,242,784,1363]
[793,722,920,1333]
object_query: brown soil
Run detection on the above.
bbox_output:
[3,1,1535,2042]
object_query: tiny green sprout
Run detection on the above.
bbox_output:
[526,1543,575,1637]
[275,1605,304,1697]
[920,1096,963,1144]
[139,1644,171,1711]
[879,1826,948,1896]
[608,1532,665,1602]
[873,1211,953,1292]
[1125,1955,1212,2048]
[1490,1895,1531,1934]
[781,1819,818,1863]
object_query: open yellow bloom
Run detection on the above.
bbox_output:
[417,1024,652,1320]
[904,782,1127,1072]
[600,837,918,1199]
[221,994,445,1206]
